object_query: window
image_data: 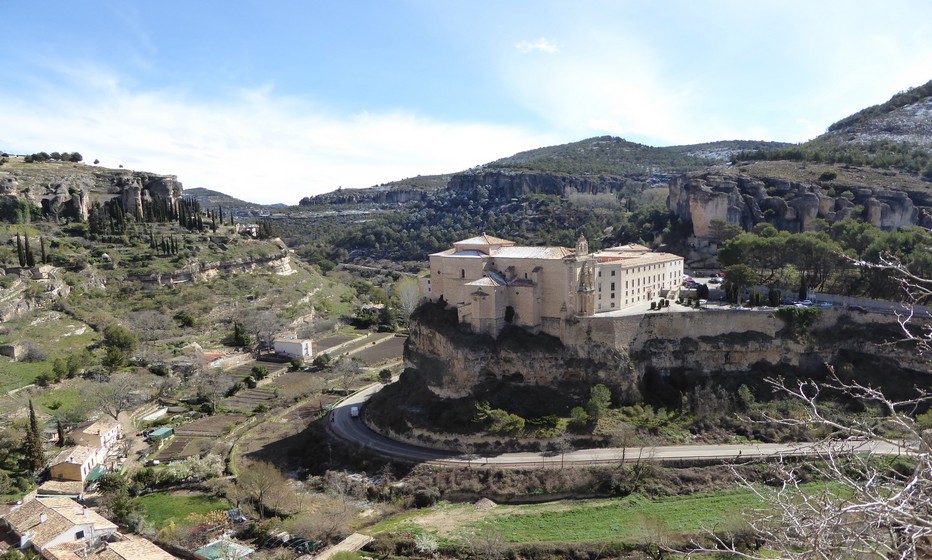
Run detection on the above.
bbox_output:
[611,270,616,276]
[611,282,615,291]
[461,269,465,279]
[75,530,85,539]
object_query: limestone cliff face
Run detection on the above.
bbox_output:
[405,306,928,401]
[669,171,931,237]
[0,163,182,221]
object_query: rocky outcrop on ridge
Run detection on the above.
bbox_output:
[669,169,932,237]
[0,161,183,221]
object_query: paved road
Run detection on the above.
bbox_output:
[328,384,909,467]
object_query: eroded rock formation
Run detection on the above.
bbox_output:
[669,171,932,237]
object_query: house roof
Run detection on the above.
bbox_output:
[102,536,179,559]
[51,446,98,466]
[43,541,88,560]
[3,499,74,549]
[593,251,682,267]
[492,246,575,259]
[73,417,119,437]
[37,480,85,497]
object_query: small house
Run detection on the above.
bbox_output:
[1,497,118,554]
[71,417,121,451]
[49,446,103,483]
[273,338,313,361]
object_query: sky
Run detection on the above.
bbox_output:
[1,1,931,204]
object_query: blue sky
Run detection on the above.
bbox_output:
[1,1,930,204]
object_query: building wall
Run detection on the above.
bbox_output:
[274,339,313,359]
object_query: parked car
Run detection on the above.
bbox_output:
[350,406,360,418]
[708,278,721,284]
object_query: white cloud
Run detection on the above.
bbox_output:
[0,67,553,204]
[515,38,560,54]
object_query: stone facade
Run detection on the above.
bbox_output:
[420,235,684,338]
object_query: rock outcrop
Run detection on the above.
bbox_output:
[669,170,932,237]
[0,162,183,221]
[403,304,929,405]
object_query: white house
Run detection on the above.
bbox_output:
[273,338,313,361]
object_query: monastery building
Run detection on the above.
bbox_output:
[420,235,683,337]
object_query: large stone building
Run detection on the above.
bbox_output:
[420,235,683,337]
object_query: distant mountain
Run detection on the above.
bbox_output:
[823,79,932,146]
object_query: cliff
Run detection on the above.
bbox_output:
[399,304,929,410]
[669,163,932,237]
[0,159,182,221]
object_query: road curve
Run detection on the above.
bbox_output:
[328,383,909,467]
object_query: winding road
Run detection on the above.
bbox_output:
[327,383,909,468]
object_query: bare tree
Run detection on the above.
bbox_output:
[332,357,362,395]
[701,259,931,560]
[393,276,421,320]
[238,460,289,519]
[93,372,150,420]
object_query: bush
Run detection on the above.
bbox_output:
[819,171,838,181]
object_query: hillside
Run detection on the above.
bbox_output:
[183,187,269,212]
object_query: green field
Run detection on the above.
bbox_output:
[135,492,230,527]
[369,488,763,546]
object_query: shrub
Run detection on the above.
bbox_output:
[819,171,838,181]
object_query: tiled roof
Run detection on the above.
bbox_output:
[465,277,505,287]
[104,536,179,559]
[594,252,681,266]
[51,446,98,466]
[43,540,87,560]
[3,499,73,549]
[44,500,116,532]
[73,417,118,437]
[454,234,514,246]
[491,246,574,259]
[37,480,85,496]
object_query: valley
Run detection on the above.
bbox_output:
[0,79,930,560]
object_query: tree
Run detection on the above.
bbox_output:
[101,346,126,372]
[722,264,758,304]
[39,236,47,264]
[22,400,45,472]
[333,357,362,395]
[706,258,931,559]
[585,384,612,421]
[238,460,289,518]
[15,234,24,267]
[103,324,138,353]
[94,372,149,420]
[378,368,392,384]
[393,276,421,320]
[23,233,34,267]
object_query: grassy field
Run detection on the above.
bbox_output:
[368,488,762,546]
[135,492,230,527]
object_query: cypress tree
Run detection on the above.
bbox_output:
[56,419,65,447]
[219,206,224,222]
[23,400,45,471]
[24,233,35,267]
[211,216,217,233]
[16,233,25,267]
[40,236,47,264]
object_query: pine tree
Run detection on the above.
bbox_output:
[23,400,45,471]
[16,233,25,267]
